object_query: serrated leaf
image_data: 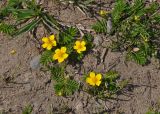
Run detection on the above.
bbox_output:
[50,66,65,82]
[0,23,15,35]
[65,79,79,95]
[22,105,33,114]
[92,19,107,33]
[40,50,53,65]
[105,71,119,81]
[128,50,148,65]
[58,27,78,44]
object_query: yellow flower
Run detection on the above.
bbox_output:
[57,91,62,96]
[53,47,68,63]
[134,16,140,21]
[10,50,16,55]
[42,35,57,50]
[74,41,86,53]
[86,72,102,86]
[99,10,109,16]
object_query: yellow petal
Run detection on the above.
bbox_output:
[81,46,86,51]
[75,41,80,46]
[96,74,102,80]
[86,78,95,86]
[90,72,95,78]
[81,41,86,46]
[96,81,101,86]
[42,43,48,48]
[42,37,48,42]
[55,49,60,53]
[46,45,52,50]
[52,41,57,46]
[99,10,109,16]
[58,57,64,63]
[63,53,68,59]
[74,45,78,50]
[61,47,67,53]
[77,49,81,53]
[49,35,55,40]
[53,54,58,60]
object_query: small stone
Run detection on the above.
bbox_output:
[93,35,103,47]
[107,17,112,33]
[30,55,41,70]
[133,47,140,52]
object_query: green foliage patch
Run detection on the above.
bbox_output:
[93,0,160,65]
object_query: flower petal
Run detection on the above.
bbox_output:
[58,58,64,63]
[81,47,86,51]
[96,74,102,80]
[86,78,95,86]
[42,37,49,42]
[74,45,78,50]
[49,35,55,41]
[53,53,58,60]
[77,49,81,53]
[42,43,48,48]
[52,41,57,46]
[55,49,60,53]
[63,53,68,59]
[90,72,95,78]
[96,81,101,86]
[75,41,81,46]
[81,41,86,46]
[47,45,52,50]
[61,47,67,53]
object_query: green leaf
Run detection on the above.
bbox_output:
[112,0,127,24]
[22,105,33,114]
[58,27,79,45]
[42,13,60,31]
[54,82,64,94]
[13,9,38,21]
[105,71,119,81]
[40,50,53,65]
[92,19,107,33]
[13,18,41,36]
[0,22,15,35]
[50,66,65,82]
[54,77,79,96]
[127,50,148,65]
[64,79,79,95]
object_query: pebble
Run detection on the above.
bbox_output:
[93,35,103,47]
[30,55,41,70]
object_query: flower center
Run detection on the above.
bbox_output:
[92,77,98,84]
[48,39,53,44]
[57,51,64,58]
[78,44,83,49]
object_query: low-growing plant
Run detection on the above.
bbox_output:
[0,0,60,36]
[40,26,93,96]
[83,71,128,99]
[22,105,33,114]
[146,109,160,114]
[0,0,130,99]
[50,65,79,96]
[40,26,93,64]
[93,0,160,65]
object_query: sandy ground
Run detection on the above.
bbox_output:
[0,0,160,114]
